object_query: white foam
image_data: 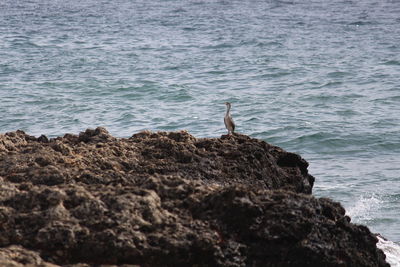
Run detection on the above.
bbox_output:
[377,235,400,267]
[346,194,400,265]
[346,194,382,222]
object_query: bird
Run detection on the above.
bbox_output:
[224,102,235,135]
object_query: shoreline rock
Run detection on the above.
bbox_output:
[0,128,388,266]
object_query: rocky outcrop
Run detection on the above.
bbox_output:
[0,128,313,193]
[0,128,388,266]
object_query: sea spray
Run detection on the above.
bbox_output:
[346,193,383,222]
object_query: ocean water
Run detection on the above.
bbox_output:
[0,0,399,261]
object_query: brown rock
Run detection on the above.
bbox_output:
[0,128,388,266]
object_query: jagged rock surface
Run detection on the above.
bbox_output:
[0,128,313,194]
[0,128,388,266]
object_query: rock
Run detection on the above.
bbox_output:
[0,129,388,266]
[38,135,49,143]
[0,245,58,267]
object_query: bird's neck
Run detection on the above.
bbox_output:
[226,105,231,114]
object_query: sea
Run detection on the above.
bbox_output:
[0,0,399,264]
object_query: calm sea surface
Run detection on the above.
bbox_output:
[1,0,399,249]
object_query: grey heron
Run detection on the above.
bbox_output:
[224,102,235,135]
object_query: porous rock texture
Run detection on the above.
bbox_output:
[0,128,388,266]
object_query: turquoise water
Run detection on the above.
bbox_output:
[1,0,400,246]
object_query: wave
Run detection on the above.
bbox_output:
[346,194,382,222]
[377,235,400,267]
[346,195,400,265]
[382,60,400,66]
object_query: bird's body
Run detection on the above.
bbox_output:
[224,102,235,135]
